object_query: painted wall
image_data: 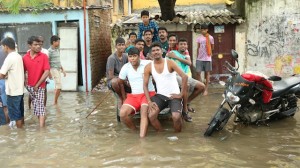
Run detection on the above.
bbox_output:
[0,10,91,91]
[111,0,131,23]
[245,0,300,77]
[133,0,225,9]
[235,22,247,74]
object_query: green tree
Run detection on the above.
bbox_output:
[0,0,52,14]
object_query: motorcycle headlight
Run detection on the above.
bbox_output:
[226,91,240,103]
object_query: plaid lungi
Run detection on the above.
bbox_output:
[27,86,46,116]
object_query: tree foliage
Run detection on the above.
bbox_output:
[0,0,52,14]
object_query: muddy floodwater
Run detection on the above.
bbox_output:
[0,90,299,167]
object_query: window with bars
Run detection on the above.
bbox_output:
[118,0,124,14]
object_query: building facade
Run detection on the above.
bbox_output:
[0,5,112,91]
[112,0,243,82]
[236,0,300,77]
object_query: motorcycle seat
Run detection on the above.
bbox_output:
[272,76,300,98]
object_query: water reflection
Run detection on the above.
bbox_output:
[0,91,299,167]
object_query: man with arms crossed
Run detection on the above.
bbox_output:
[23,36,50,127]
[144,42,188,132]
[0,37,25,128]
[119,47,155,138]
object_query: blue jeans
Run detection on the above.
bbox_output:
[0,96,6,125]
[0,79,7,106]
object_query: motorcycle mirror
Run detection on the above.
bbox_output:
[268,76,282,81]
[231,49,239,61]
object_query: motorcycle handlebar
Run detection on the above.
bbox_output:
[224,61,236,74]
[225,61,234,70]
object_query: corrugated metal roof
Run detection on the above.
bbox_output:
[0,5,111,13]
[116,9,244,27]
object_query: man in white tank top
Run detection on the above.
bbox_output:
[143,42,188,132]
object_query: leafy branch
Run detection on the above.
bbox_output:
[0,0,53,14]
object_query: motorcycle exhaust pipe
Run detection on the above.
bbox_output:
[264,109,279,114]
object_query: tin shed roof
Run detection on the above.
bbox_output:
[0,5,111,13]
[115,9,244,27]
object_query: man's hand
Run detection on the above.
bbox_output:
[33,86,38,92]
[49,73,53,80]
[148,101,159,113]
[166,52,177,59]
[170,93,182,99]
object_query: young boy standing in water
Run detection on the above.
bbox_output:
[48,35,66,105]
[196,24,214,95]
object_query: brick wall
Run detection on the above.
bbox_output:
[88,9,112,88]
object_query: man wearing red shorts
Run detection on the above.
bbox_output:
[119,47,155,138]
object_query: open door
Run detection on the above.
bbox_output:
[58,27,78,91]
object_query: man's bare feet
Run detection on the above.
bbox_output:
[203,89,208,96]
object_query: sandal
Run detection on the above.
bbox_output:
[187,104,196,113]
[182,111,192,122]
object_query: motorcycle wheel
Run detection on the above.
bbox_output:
[204,107,231,137]
[204,118,220,137]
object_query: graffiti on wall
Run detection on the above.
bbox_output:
[247,14,300,76]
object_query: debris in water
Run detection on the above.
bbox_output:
[109,123,113,127]
[9,121,16,129]
[167,136,178,141]
[91,111,99,115]
[75,118,80,121]
[220,136,228,141]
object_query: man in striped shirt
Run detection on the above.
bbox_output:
[48,35,66,105]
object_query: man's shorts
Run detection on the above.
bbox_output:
[50,68,62,89]
[123,91,155,113]
[0,107,6,125]
[150,94,182,113]
[0,79,7,106]
[196,60,212,72]
[27,86,46,116]
[176,75,198,94]
[7,95,24,121]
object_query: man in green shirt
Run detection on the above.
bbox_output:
[158,27,169,58]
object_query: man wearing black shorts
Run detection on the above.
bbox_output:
[143,42,188,132]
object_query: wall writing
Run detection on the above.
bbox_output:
[246,14,300,76]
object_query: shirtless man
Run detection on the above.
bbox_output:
[143,42,188,132]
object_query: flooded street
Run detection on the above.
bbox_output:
[0,89,299,167]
